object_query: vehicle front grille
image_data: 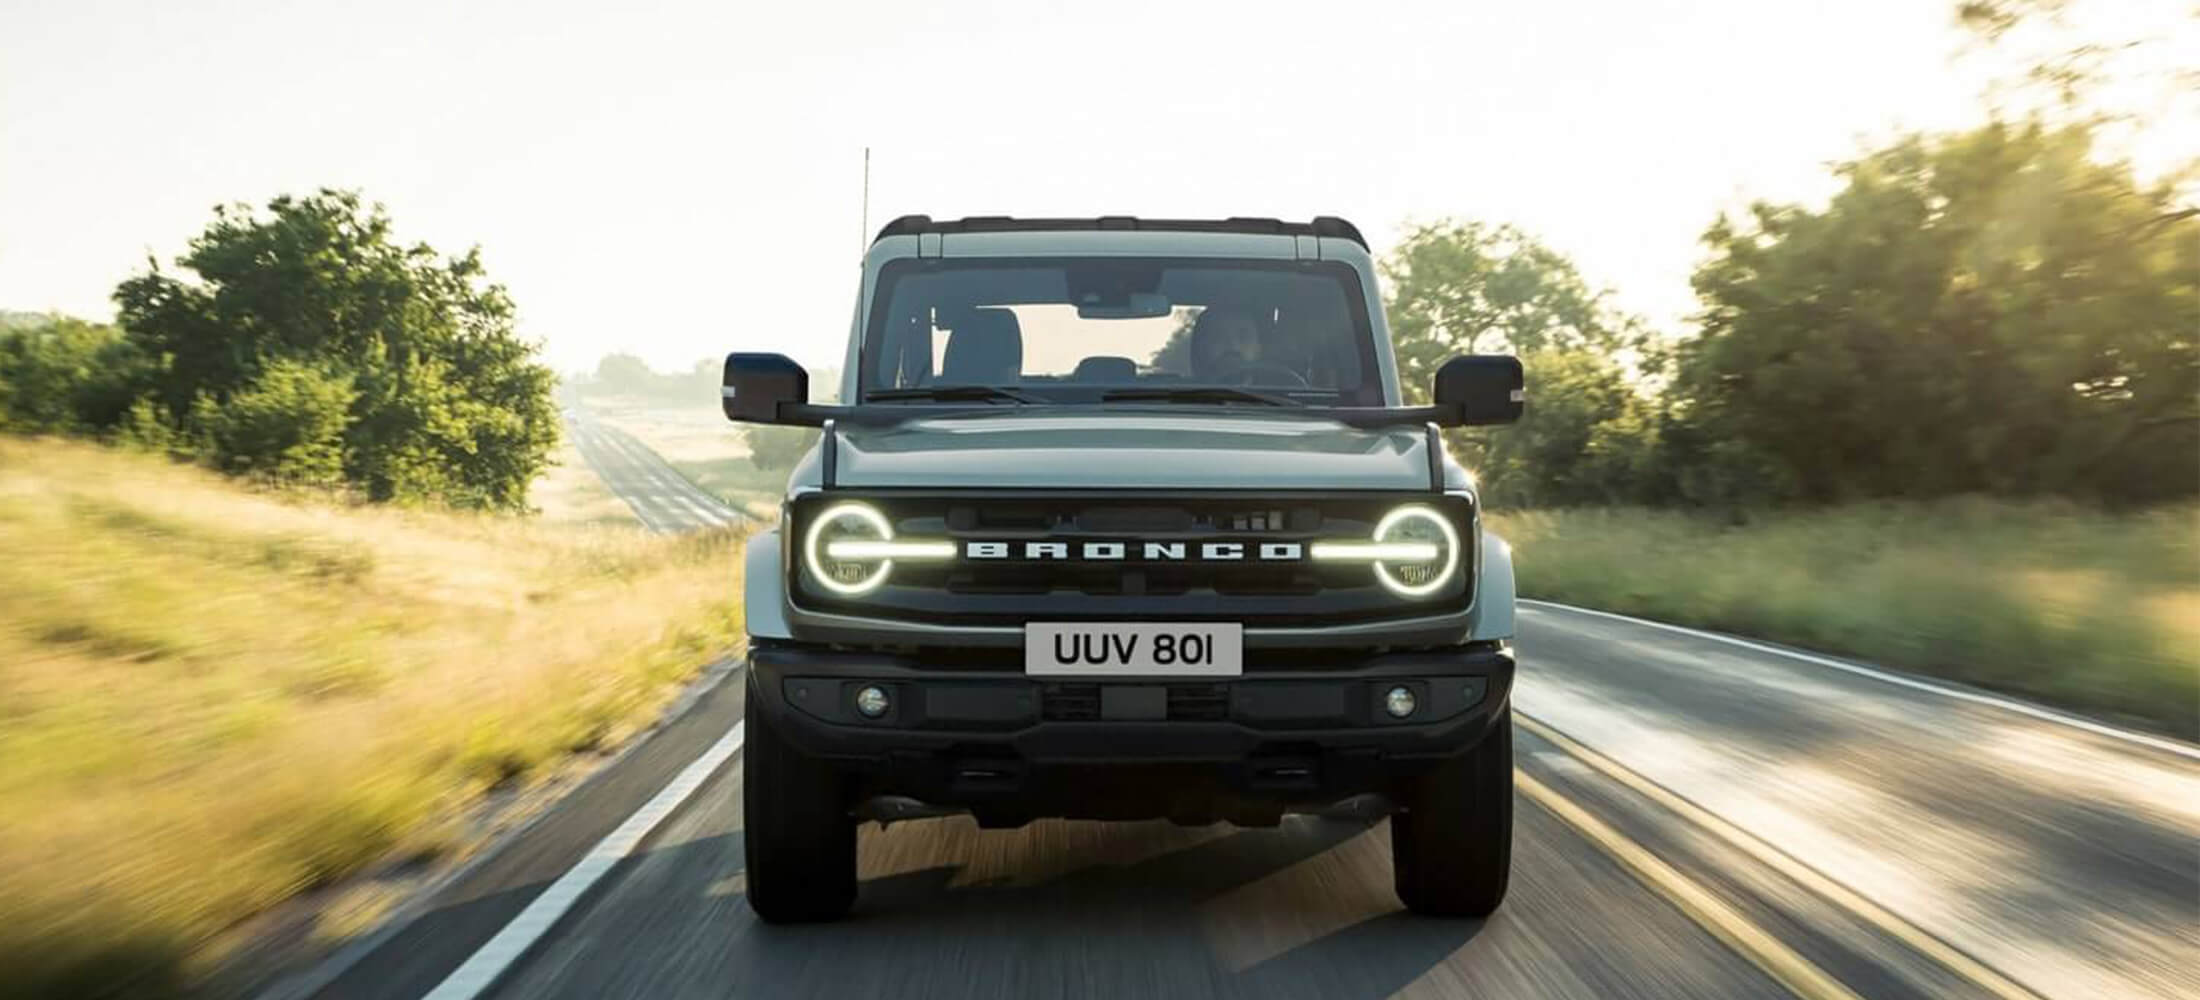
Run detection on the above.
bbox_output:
[789,491,1474,627]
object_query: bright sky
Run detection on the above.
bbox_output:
[0,0,2178,375]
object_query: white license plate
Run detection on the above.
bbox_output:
[1024,622,1244,677]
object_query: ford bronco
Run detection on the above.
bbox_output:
[721,215,1524,923]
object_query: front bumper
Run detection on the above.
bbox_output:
[747,640,1514,825]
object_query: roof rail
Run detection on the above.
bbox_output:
[872,215,1367,249]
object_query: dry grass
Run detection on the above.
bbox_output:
[1488,500,2200,737]
[0,436,743,998]
[531,437,643,527]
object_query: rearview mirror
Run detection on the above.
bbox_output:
[1433,355,1525,426]
[1074,291,1173,320]
[722,352,809,423]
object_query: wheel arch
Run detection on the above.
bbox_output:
[1470,529,1516,642]
[746,529,794,640]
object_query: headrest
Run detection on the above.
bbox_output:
[940,308,1023,384]
[1072,356,1138,382]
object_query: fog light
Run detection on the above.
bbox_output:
[854,685,891,718]
[1383,685,1417,719]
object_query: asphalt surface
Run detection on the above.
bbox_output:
[285,416,2199,1000]
[563,407,746,532]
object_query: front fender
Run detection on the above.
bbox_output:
[1469,529,1516,642]
[745,530,793,640]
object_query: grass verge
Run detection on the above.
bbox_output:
[1487,500,2199,739]
[0,436,743,998]
[531,437,644,527]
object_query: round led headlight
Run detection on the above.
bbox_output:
[1371,504,1461,597]
[802,502,896,596]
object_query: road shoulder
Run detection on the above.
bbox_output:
[231,659,748,1000]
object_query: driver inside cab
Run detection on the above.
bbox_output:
[1189,305,1288,384]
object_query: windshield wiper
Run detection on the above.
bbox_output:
[866,385,1043,405]
[1100,386,1300,407]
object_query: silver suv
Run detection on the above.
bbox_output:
[721,215,1525,923]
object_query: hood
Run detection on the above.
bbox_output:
[833,409,1435,491]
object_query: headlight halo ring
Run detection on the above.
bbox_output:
[1370,503,1462,598]
[803,501,896,596]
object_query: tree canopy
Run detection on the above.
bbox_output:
[1379,118,2194,510]
[1382,220,1650,397]
[1667,121,2197,506]
[111,190,558,509]
[1380,220,1662,507]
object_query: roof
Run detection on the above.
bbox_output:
[872,215,1368,249]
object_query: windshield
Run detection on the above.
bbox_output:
[862,258,1381,405]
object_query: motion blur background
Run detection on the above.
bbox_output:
[0,0,2193,998]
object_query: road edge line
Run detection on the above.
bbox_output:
[252,658,743,1000]
[418,719,747,1000]
[1515,770,1864,1000]
[1518,713,2047,1000]
[1518,599,2199,761]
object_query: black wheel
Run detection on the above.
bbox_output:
[743,677,856,923]
[1392,708,1512,917]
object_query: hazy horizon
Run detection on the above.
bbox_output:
[4,0,2186,375]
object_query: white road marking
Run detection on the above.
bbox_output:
[1519,599,2200,761]
[568,418,741,533]
[419,720,746,1000]
[566,425,672,533]
[593,426,739,528]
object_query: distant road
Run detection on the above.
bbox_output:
[563,406,745,531]
[289,429,2197,1000]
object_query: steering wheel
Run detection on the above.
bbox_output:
[1213,360,1310,388]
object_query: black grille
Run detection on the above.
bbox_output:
[791,491,1474,626]
[1040,684,1101,721]
[1167,684,1231,721]
[1039,683,1234,721]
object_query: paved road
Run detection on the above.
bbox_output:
[283,426,2198,1000]
[563,407,746,532]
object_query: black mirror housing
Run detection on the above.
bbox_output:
[1433,355,1525,426]
[722,352,809,423]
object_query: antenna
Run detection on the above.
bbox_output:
[859,147,871,258]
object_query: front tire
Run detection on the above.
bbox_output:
[743,676,857,923]
[1392,708,1512,917]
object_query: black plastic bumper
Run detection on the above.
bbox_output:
[746,640,1514,826]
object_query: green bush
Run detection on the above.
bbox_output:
[739,424,819,472]
[194,360,354,487]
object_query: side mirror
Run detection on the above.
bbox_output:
[722,352,809,423]
[1433,355,1525,426]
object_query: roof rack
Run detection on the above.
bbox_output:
[872,215,1367,249]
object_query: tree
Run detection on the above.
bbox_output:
[1955,0,2197,126]
[737,365,836,472]
[589,353,657,396]
[113,190,558,510]
[0,316,148,434]
[1380,220,1661,506]
[1667,121,2198,506]
[1146,308,1201,374]
[740,426,818,472]
[1474,349,1663,508]
[1381,220,1648,400]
